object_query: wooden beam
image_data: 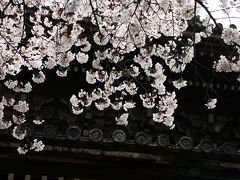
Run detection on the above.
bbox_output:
[42,176,47,180]
[24,175,31,180]
[8,173,14,180]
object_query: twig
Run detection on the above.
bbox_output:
[195,0,220,29]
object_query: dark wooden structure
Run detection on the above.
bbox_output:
[1,25,240,179]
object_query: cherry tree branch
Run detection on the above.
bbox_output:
[195,0,220,28]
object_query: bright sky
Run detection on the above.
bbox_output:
[200,0,240,29]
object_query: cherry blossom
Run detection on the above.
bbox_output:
[0,0,239,154]
[115,113,129,126]
[30,139,45,152]
[173,79,188,89]
[205,98,217,109]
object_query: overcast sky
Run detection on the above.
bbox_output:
[200,0,240,29]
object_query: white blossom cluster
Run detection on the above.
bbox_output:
[0,97,28,140]
[213,28,240,75]
[17,139,45,154]
[221,27,240,46]
[205,98,217,109]
[173,79,188,89]
[0,96,44,153]
[152,92,178,129]
[0,0,239,154]
[214,55,240,73]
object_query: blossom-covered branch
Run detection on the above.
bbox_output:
[0,0,239,154]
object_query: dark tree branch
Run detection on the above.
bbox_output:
[195,0,220,29]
